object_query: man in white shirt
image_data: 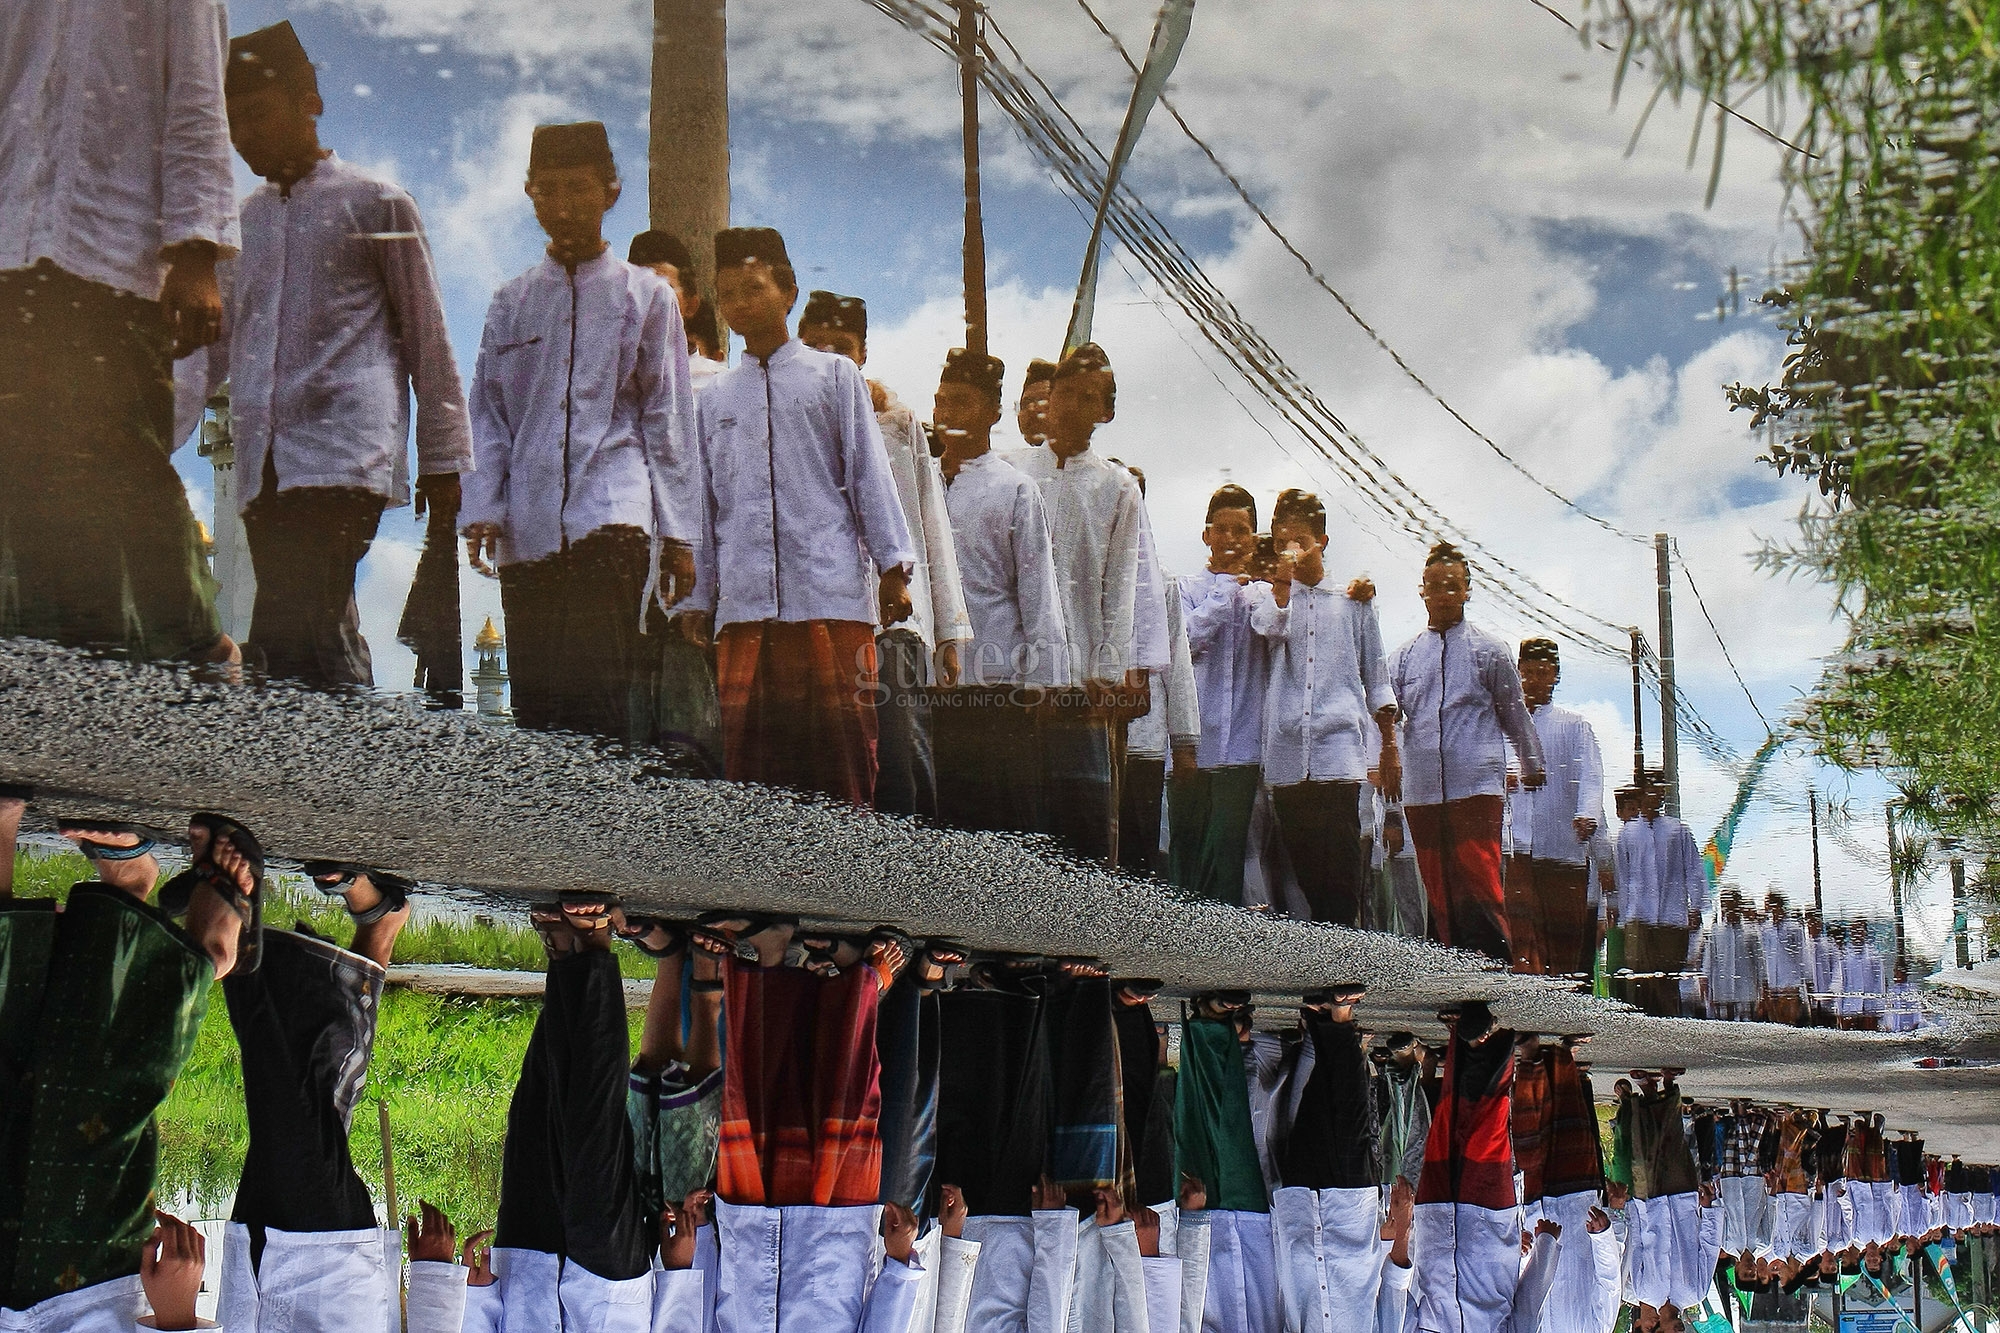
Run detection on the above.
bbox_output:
[1802,910,1842,1025]
[1386,543,1545,964]
[0,812,256,1331]
[1015,343,1147,865]
[798,290,973,820]
[1174,485,1267,905]
[0,0,241,669]
[1759,894,1809,1027]
[932,349,1070,836]
[697,228,917,806]
[1249,489,1397,926]
[1016,359,1057,448]
[1505,639,1606,978]
[1512,1041,1622,1333]
[627,231,727,384]
[214,23,473,692]
[218,863,468,1333]
[1614,774,1708,1018]
[1118,464,1198,878]
[462,121,702,744]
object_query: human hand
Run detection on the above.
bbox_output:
[1385,1178,1415,1240]
[460,1229,496,1286]
[1171,743,1199,780]
[1587,1207,1611,1234]
[1346,576,1376,603]
[1034,1174,1068,1211]
[1505,772,1520,793]
[1380,751,1404,805]
[414,472,462,523]
[1179,1172,1208,1212]
[940,1184,969,1239]
[159,242,222,359]
[882,1202,919,1263]
[1093,1186,1127,1227]
[937,639,962,688]
[879,566,915,627]
[660,539,697,607]
[464,522,503,578]
[407,1199,458,1263]
[1574,816,1598,842]
[660,1191,711,1271]
[1535,1217,1563,1240]
[1135,1205,1161,1256]
[139,1209,205,1331]
[1699,1181,1718,1208]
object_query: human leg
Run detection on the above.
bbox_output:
[1271,782,1345,924]
[935,987,1051,1218]
[1118,754,1166,877]
[1503,854,1546,974]
[872,628,937,819]
[241,483,386,691]
[1279,1003,1380,1192]
[1040,714,1114,864]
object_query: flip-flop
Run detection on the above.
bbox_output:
[56,818,169,863]
[159,812,266,975]
[615,914,688,960]
[300,861,414,926]
[916,941,969,993]
[558,890,620,933]
[694,912,800,962]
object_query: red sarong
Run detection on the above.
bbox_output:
[1407,795,1508,964]
[1542,1046,1604,1199]
[1417,1022,1517,1211]
[1511,1048,1552,1205]
[717,961,884,1208]
[717,619,879,805]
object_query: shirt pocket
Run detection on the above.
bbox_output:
[491,334,543,354]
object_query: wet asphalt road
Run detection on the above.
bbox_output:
[6,638,1996,1154]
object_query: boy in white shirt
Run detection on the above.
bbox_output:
[627,230,726,385]
[461,121,701,744]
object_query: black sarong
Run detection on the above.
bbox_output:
[1280,1014,1380,1192]
[243,470,386,692]
[935,989,1050,1218]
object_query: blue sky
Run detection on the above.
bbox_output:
[175,0,1934,938]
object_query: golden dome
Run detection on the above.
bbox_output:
[474,616,504,651]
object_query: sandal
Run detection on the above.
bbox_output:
[300,861,413,926]
[694,912,799,963]
[530,903,585,958]
[917,942,969,993]
[615,913,688,960]
[56,818,168,864]
[798,934,862,978]
[558,890,620,935]
[159,812,267,975]
[865,928,916,991]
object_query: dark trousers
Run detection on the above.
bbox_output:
[876,968,941,1214]
[0,887,211,1309]
[1113,1001,1175,1206]
[1041,715,1114,865]
[1168,764,1261,905]
[242,479,386,691]
[1280,1015,1379,1191]
[936,989,1051,1218]
[499,526,656,744]
[1503,856,1592,977]
[873,629,938,819]
[1270,780,1366,925]
[0,263,222,661]
[934,691,1045,837]
[1119,755,1167,877]
[496,950,651,1281]
[224,930,381,1267]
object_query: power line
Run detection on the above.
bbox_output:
[1069,0,1656,548]
[1672,538,1774,734]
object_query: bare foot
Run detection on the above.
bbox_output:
[60,825,160,902]
[0,792,28,898]
[185,833,255,978]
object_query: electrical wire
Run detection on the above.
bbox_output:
[1672,538,1774,734]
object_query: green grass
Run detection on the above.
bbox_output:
[13,847,650,1230]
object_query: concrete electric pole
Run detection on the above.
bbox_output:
[649,0,730,310]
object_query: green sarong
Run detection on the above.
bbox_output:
[0,885,211,1310]
[628,1061,723,1222]
[1172,1017,1268,1213]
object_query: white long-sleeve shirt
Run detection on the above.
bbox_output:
[943,452,1071,688]
[870,394,971,650]
[1128,574,1199,760]
[906,1226,982,1333]
[1615,816,1706,927]
[710,1202,924,1333]
[1065,1220,1150,1333]
[1146,1206,1213,1333]
[1508,705,1603,866]
[218,1223,464,1333]
[1622,1195,1721,1313]
[1523,1194,1621,1333]
[1191,1210,1277,1333]
[1129,502,1171,675]
[1179,571,1266,769]
[694,340,914,628]
[1701,924,1765,1008]
[1759,920,1808,991]
[1411,1204,1559,1333]
[0,1274,218,1333]
[458,1246,681,1333]
[463,251,700,569]
[1250,581,1394,787]
[207,154,470,509]
[1388,621,1543,808]
[1272,1186,1412,1333]
[1014,449,1145,685]
[0,0,239,300]
[961,1210,1080,1333]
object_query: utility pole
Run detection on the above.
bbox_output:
[1886,801,1907,975]
[1629,628,1645,789]
[1654,534,1680,816]
[649,0,730,318]
[1808,787,1824,915]
[1950,842,1969,969]
[956,0,989,355]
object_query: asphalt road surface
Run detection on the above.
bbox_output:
[6,638,1996,1154]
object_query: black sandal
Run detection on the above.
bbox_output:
[0,783,34,802]
[300,861,413,926]
[694,912,799,963]
[917,942,969,993]
[558,890,620,935]
[616,914,688,960]
[159,812,266,975]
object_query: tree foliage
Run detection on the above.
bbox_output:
[1577,0,2000,843]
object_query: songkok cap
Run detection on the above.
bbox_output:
[1425,541,1469,568]
[1022,358,1059,389]
[714,226,791,271]
[1518,637,1560,666]
[802,290,867,338]
[940,347,1006,399]
[529,122,615,176]
[1382,1031,1419,1053]
[227,21,317,98]
[1052,341,1113,382]
[628,230,692,270]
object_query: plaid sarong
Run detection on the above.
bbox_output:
[628,1062,723,1221]
[717,618,880,805]
[1511,1048,1552,1205]
[1544,1047,1603,1199]
[1773,1112,1816,1194]
[717,961,883,1208]
[1720,1112,1769,1177]
[1417,1022,1517,1211]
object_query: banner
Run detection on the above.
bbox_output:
[1702,731,1783,886]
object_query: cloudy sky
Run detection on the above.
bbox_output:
[184,0,1946,944]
